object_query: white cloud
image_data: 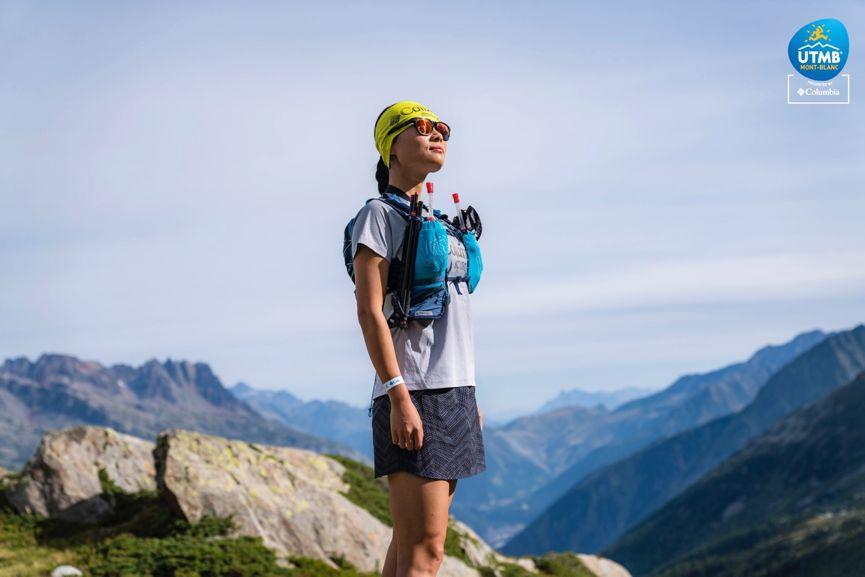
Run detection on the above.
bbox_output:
[476,250,865,318]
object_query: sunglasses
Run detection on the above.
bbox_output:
[387,117,451,141]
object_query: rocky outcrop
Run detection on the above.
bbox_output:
[449,520,630,577]
[2,425,631,577]
[5,426,156,522]
[575,555,632,577]
[154,428,391,573]
[451,517,537,571]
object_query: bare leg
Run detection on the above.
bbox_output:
[385,472,458,577]
[381,478,456,577]
[382,530,397,577]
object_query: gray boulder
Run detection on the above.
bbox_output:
[155,428,395,573]
[5,425,156,522]
[153,429,629,577]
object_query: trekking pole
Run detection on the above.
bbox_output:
[391,189,422,329]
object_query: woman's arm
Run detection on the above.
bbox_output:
[354,243,424,450]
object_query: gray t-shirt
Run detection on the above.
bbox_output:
[350,194,476,401]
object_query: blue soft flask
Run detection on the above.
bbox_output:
[403,218,450,320]
[463,231,483,293]
[412,219,449,298]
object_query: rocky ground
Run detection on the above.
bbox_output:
[0,425,631,577]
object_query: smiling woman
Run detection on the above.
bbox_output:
[348,99,486,577]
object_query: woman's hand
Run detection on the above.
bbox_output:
[391,397,424,451]
[478,405,484,431]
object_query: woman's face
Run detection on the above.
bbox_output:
[389,120,447,173]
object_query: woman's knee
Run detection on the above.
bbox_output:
[420,537,445,566]
[400,535,446,573]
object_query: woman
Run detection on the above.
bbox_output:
[350,100,486,577]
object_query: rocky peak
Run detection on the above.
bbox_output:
[35,353,103,380]
[122,358,243,409]
[1,353,92,382]
[129,359,180,402]
[163,359,242,408]
[1,353,125,397]
[230,381,255,395]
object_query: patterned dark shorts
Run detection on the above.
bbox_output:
[372,385,486,480]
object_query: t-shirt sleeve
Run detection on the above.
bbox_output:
[351,200,397,263]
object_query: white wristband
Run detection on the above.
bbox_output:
[383,375,405,391]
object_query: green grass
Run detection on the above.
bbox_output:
[0,472,378,577]
[444,516,593,577]
[291,555,379,577]
[533,552,595,577]
[444,519,475,567]
[325,453,392,526]
[475,551,596,577]
[0,482,92,577]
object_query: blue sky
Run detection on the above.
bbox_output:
[2,1,864,415]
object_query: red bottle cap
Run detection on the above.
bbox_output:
[452,192,460,203]
[426,182,434,194]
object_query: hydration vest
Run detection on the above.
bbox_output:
[343,191,483,326]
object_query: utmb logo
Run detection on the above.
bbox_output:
[788,18,849,81]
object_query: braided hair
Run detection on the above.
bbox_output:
[374,105,392,195]
[375,157,389,195]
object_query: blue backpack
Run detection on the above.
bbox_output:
[343,191,483,327]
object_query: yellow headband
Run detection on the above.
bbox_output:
[374,100,440,168]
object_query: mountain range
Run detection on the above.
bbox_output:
[2,322,856,574]
[454,328,828,547]
[0,354,365,471]
[604,367,865,576]
[502,324,865,557]
[229,381,374,458]
[536,387,655,413]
